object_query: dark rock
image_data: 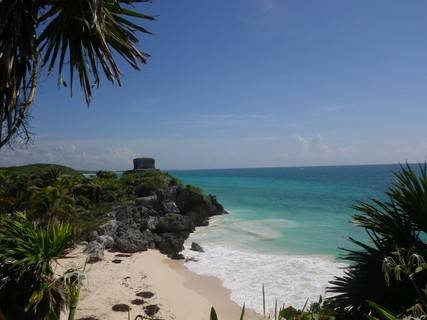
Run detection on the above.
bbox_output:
[190,242,204,252]
[94,179,227,257]
[134,185,155,197]
[136,291,154,299]
[135,196,158,208]
[112,259,122,264]
[146,216,159,231]
[114,228,154,253]
[171,252,185,260]
[115,206,149,229]
[165,185,227,226]
[96,235,114,249]
[156,214,194,233]
[155,232,189,257]
[131,298,145,305]
[98,219,118,237]
[88,230,99,242]
[144,304,160,317]
[112,304,131,312]
[161,200,180,214]
[84,241,104,263]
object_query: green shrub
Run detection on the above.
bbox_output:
[0,212,73,319]
[186,184,203,195]
[210,286,334,320]
[96,170,118,179]
[0,163,82,177]
[121,170,171,196]
[327,164,427,319]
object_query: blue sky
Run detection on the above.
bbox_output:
[1,0,427,170]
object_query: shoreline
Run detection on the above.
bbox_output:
[182,238,346,313]
[57,246,259,320]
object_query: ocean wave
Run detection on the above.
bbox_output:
[182,244,346,314]
[192,216,299,244]
[223,220,283,240]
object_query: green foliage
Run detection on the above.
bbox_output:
[165,173,182,186]
[367,301,400,320]
[0,164,82,178]
[327,164,427,319]
[28,176,77,223]
[0,165,188,238]
[96,171,118,180]
[0,1,153,148]
[63,265,87,320]
[210,307,219,320]
[121,169,172,196]
[210,286,334,320]
[186,184,204,195]
[0,212,73,319]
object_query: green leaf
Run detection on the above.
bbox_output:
[367,301,400,320]
[210,307,218,320]
[240,303,245,320]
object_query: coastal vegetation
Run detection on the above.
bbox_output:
[205,165,427,320]
[327,164,427,319]
[0,212,73,319]
[1,163,426,319]
[210,293,335,320]
[0,164,179,236]
[0,163,226,318]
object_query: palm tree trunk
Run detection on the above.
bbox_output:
[0,308,7,320]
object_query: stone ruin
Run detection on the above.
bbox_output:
[133,158,155,170]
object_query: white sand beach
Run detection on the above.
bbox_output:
[57,247,258,320]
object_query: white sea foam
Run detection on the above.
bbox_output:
[187,216,297,247]
[183,216,346,314]
[183,244,346,314]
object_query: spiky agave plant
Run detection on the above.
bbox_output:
[327,164,427,319]
[0,212,73,320]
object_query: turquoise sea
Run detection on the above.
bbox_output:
[169,164,401,311]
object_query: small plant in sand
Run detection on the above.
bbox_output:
[63,262,87,320]
[210,285,334,320]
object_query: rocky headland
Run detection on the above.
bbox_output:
[85,175,227,261]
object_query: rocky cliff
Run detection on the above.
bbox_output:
[87,183,227,259]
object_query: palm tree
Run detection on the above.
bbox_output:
[327,164,427,319]
[0,212,73,319]
[0,0,154,148]
[29,176,77,224]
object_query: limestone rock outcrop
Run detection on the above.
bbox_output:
[92,184,227,259]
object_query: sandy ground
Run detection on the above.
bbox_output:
[56,247,259,320]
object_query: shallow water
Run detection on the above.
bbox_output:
[171,164,400,311]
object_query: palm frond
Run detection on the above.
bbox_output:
[327,164,427,319]
[38,0,154,104]
[0,0,39,148]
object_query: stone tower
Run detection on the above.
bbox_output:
[133,158,155,170]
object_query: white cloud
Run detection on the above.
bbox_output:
[295,133,334,159]
[1,133,427,171]
[0,143,137,171]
